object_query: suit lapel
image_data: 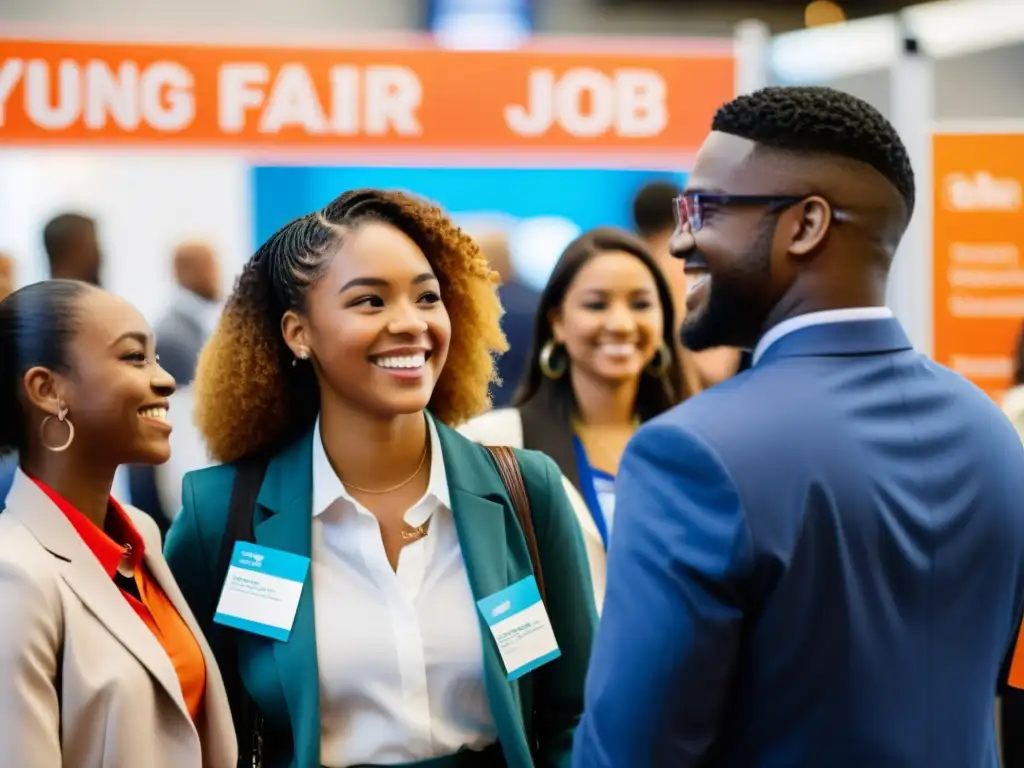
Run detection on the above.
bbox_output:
[141,526,236,767]
[519,398,579,490]
[247,433,321,766]
[518,400,605,550]
[436,423,533,768]
[4,473,191,723]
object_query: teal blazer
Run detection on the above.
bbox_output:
[164,419,598,768]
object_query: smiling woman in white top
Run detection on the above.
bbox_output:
[164,189,598,768]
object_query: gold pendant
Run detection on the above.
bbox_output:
[401,518,431,543]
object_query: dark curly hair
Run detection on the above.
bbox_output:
[194,189,507,464]
[0,280,91,455]
[514,226,688,422]
[712,85,915,215]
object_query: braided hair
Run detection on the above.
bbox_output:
[193,189,507,464]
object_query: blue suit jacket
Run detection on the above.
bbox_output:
[574,317,1024,767]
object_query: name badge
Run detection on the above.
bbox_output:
[477,576,561,681]
[213,542,310,641]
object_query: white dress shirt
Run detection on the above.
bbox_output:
[311,415,498,767]
[752,307,894,366]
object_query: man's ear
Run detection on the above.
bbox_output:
[786,196,832,259]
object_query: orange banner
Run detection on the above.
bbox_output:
[0,37,733,157]
[933,132,1024,401]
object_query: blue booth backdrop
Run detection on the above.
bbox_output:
[252,165,687,290]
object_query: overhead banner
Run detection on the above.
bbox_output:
[933,132,1024,400]
[0,36,733,161]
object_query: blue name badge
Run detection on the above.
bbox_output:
[213,542,311,641]
[476,576,561,681]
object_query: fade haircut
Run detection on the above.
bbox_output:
[711,86,915,216]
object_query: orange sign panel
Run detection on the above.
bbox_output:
[933,132,1024,401]
[0,38,733,156]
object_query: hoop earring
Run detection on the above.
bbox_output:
[539,339,567,380]
[40,404,74,453]
[647,342,672,377]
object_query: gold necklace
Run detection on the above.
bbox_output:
[342,441,429,495]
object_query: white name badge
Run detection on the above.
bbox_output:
[213,542,311,641]
[476,576,561,681]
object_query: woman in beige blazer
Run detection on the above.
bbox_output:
[0,280,235,768]
[461,227,689,610]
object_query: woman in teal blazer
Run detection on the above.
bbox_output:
[164,189,597,768]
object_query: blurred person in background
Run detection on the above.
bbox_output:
[0,279,235,767]
[477,230,539,408]
[0,253,15,505]
[1002,320,1024,442]
[0,252,13,300]
[155,241,223,385]
[126,241,223,533]
[577,86,1024,767]
[43,212,103,286]
[460,226,686,608]
[1002,320,1024,768]
[633,180,746,389]
[165,190,596,768]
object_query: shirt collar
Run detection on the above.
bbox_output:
[31,477,146,578]
[312,413,451,518]
[752,307,894,366]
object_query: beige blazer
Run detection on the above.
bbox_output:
[0,470,237,768]
[459,408,607,609]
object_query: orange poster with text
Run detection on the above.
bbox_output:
[0,37,733,157]
[933,132,1024,401]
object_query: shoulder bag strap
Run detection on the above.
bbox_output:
[216,454,270,768]
[485,445,546,605]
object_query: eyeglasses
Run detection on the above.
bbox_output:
[674,193,809,233]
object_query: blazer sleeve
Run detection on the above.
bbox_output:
[572,421,753,768]
[163,472,221,635]
[0,559,62,766]
[517,449,598,768]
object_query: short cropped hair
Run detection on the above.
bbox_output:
[194,189,507,464]
[712,86,915,215]
[42,213,94,267]
[632,180,680,239]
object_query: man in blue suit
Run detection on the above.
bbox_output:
[574,85,1024,767]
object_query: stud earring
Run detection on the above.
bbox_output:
[292,349,309,367]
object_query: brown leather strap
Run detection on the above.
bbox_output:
[485,445,547,605]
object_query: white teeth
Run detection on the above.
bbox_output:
[601,344,636,357]
[140,407,168,421]
[374,353,426,370]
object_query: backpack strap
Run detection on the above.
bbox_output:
[215,454,270,767]
[485,445,546,604]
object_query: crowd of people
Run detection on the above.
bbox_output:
[0,84,1023,768]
